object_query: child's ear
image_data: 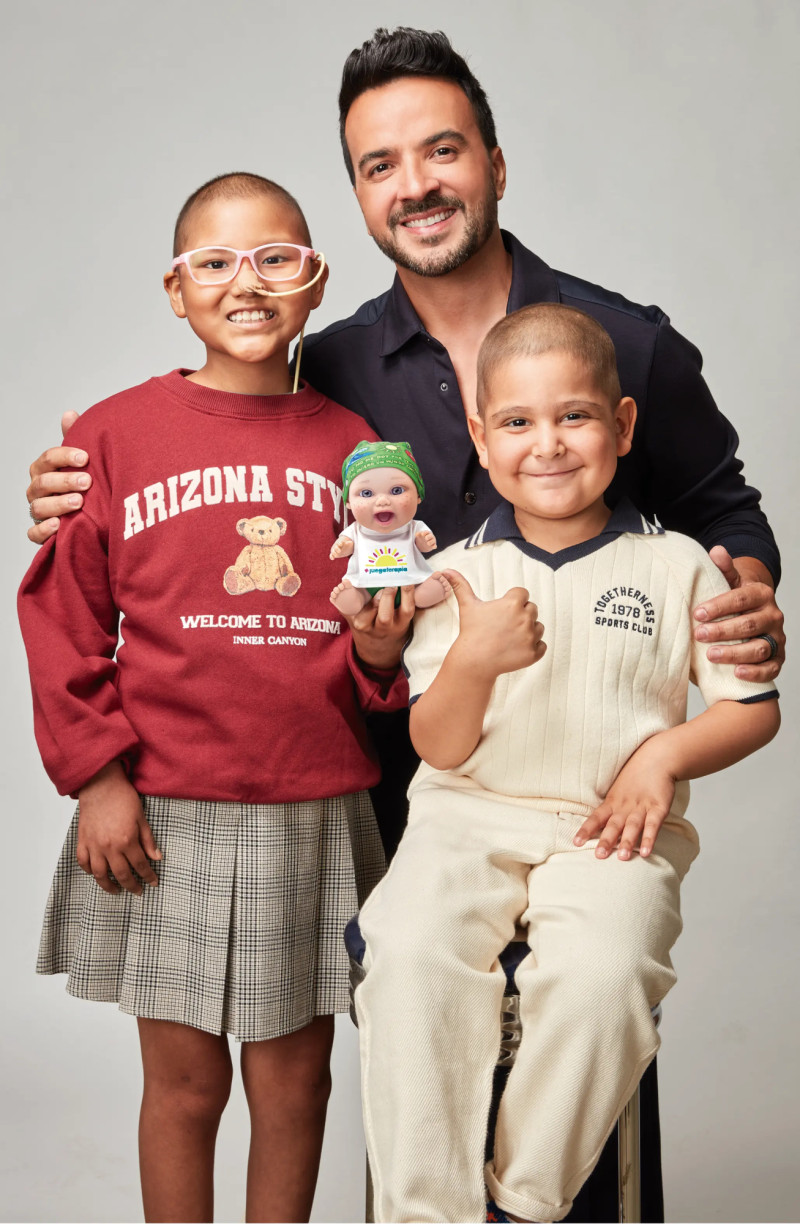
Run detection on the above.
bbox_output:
[164,269,187,320]
[308,258,330,313]
[614,397,637,457]
[467,413,490,470]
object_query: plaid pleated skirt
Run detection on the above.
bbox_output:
[37,792,385,1041]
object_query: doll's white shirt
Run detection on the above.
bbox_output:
[342,520,435,587]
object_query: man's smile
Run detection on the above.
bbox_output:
[389,195,464,236]
[401,209,457,230]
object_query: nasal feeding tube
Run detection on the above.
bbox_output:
[247,253,327,393]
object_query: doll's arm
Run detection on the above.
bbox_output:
[330,532,355,560]
[414,521,437,553]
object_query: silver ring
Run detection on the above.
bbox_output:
[756,633,779,660]
[28,504,44,525]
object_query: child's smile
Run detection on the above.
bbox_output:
[164,194,327,395]
[226,307,276,328]
[469,350,636,551]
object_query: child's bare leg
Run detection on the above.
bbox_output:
[413,574,448,608]
[240,1015,335,1223]
[330,579,370,616]
[137,1018,233,1223]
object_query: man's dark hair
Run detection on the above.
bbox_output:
[338,27,498,185]
[173,172,311,257]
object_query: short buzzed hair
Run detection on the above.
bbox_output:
[476,303,622,415]
[173,172,312,257]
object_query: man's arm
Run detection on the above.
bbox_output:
[26,410,91,543]
[573,697,780,860]
[640,319,784,681]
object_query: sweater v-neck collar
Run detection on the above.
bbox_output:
[465,498,664,571]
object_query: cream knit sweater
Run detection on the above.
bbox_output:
[404,500,776,824]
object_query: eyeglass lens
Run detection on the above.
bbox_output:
[187,245,308,284]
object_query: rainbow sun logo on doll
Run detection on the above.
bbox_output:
[329,441,446,615]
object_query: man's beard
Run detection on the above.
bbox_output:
[370,187,498,277]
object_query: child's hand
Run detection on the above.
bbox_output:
[330,534,355,561]
[444,569,546,679]
[415,528,437,552]
[349,585,416,669]
[77,761,162,895]
[573,744,676,860]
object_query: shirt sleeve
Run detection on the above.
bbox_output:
[687,549,778,707]
[402,593,461,706]
[17,506,140,796]
[345,639,409,713]
[643,318,781,584]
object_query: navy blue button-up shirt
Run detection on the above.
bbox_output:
[301,232,779,581]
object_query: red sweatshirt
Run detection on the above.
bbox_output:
[18,371,406,802]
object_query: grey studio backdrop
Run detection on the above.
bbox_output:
[2,2,797,1222]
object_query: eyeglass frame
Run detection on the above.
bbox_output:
[171,243,321,286]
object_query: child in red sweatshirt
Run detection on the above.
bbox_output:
[18,171,409,1223]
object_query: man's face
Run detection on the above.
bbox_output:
[345,77,506,278]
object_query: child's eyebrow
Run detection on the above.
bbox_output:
[559,399,607,411]
[357,129,468,173]
[488,399,606,422]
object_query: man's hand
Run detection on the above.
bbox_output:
[76,761,162,895]
[444,569,546,680]
[573,742,676,860]
[27,410,90,544]
[694,548,785,681]
[348,585,416,670]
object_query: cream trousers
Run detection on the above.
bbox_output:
[356,778,698,1223]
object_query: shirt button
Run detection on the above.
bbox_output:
[440,381,448,392]
[464,492,477,505]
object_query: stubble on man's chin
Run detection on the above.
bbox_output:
[371,192,498,278]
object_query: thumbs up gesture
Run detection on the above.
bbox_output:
[442,568,546,679]
[408,570,546,770]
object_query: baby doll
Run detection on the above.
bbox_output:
[330,440,446,616]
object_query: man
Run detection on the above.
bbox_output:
[26,26,784,1222]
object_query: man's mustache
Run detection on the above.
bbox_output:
[388,195,465,230]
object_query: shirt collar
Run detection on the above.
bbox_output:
[378,231,560,359]
[467,497,664,550]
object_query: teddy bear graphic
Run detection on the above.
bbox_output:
[223,515,302,597]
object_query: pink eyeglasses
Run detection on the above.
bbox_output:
[172,243,320,286]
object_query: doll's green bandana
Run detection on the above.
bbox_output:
[342,440,425,502]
